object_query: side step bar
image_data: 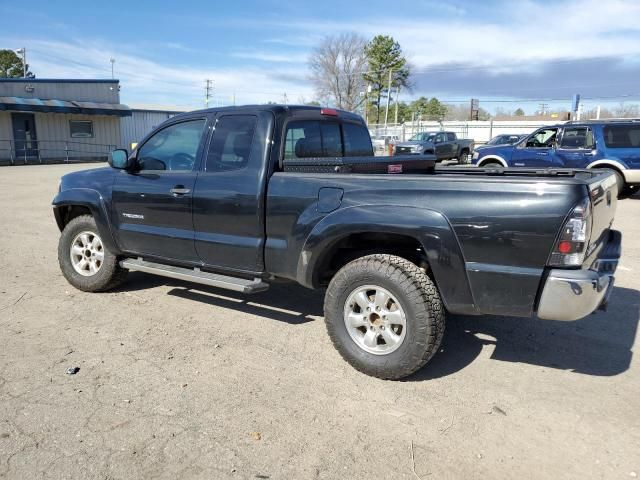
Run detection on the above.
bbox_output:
[120,258,269,294]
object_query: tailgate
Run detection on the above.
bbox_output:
[586,169,618,256]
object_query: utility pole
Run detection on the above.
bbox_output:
[394,86,400,124]
[110,58,115,79]
[205,79,213,107]
[538,103,548,116]
[384,68,393,130]
[15,48,26,77]
[282,92,288,105]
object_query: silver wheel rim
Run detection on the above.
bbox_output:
[70,231,104,276]
[343,285,407,355]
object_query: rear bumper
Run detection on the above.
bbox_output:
[623,169,640,184]
[537,230,621,321]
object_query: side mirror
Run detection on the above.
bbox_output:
[108,149,132,169]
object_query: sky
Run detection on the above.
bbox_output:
[2,0,640,114]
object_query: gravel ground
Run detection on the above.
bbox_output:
[0,164,638,480]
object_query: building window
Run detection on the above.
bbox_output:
[69,120,94,138]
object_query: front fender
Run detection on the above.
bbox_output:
[52,188,119,253]
[297,204,478,315]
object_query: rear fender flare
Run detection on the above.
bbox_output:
[298,204,477,315]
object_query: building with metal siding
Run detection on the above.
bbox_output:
[0,78,129,164]
[0,79,191,165]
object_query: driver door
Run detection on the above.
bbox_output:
[111,117,208,262]
[434,132,447,159]
[511,127,559,167]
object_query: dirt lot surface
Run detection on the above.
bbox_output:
[0,164,638,479]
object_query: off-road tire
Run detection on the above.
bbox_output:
[324,254,445,380]
[58,215,128,292]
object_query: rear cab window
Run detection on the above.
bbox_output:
[284,120,373,160]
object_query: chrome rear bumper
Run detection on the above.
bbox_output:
[537,230,621,321]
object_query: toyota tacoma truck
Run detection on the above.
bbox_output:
[53,105,621,380]
[393,131,474,163]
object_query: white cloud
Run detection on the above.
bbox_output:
[3,0,640,106]
[2,38,314,107]
[229,50,309,63]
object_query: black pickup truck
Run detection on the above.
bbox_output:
[53,105,621,380]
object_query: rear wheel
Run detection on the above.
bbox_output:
[608,169,626,198]
[58,215,128,292]
[620,185,639,199]
[324,254,445,380]
[481,160,503,168]
[458,149,469,164]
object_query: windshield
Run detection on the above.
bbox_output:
[486,136,504,145]
[409,132,436,142]
[487,134,524,146]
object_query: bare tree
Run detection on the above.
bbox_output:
[309,33,368,112]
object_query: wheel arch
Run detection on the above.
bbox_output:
[52,188,119,253]
[477,155,508,167]
[298,205,478,315]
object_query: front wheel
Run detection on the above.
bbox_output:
[324,254,445,380]
[58,215,128,292]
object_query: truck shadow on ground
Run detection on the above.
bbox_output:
[407,285,640,381]
[118,274,639,379]
[119,273,324,325]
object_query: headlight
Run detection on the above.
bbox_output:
[472,151,479,160]
[412,145,422,152]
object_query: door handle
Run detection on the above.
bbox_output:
[170,186,191,195]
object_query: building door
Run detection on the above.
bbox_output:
[11,113,38,162]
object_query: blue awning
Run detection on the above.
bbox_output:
[0,96,132,116]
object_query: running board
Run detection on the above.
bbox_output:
[120,258,269,294]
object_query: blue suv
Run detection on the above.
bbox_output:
[472,120,640,197]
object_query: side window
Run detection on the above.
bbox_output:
[284,120,344,159]
[560,127,594,149]
[603,125,640,148]
[526,128,558,148]
[435,133,446,143]
[137,119,205,171]
[206,115,257,172]
[343,123,374,156]
[69,120,93,138]
[446,132,456,141]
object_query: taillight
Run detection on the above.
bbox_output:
[320,108,338,116]
[548,197,592,267]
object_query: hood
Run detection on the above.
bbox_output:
[394,140,434,148]
[60,166,115,192]
[475,144,516,158]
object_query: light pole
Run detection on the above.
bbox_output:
[15,48,26,77]
[110,58,115,79]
